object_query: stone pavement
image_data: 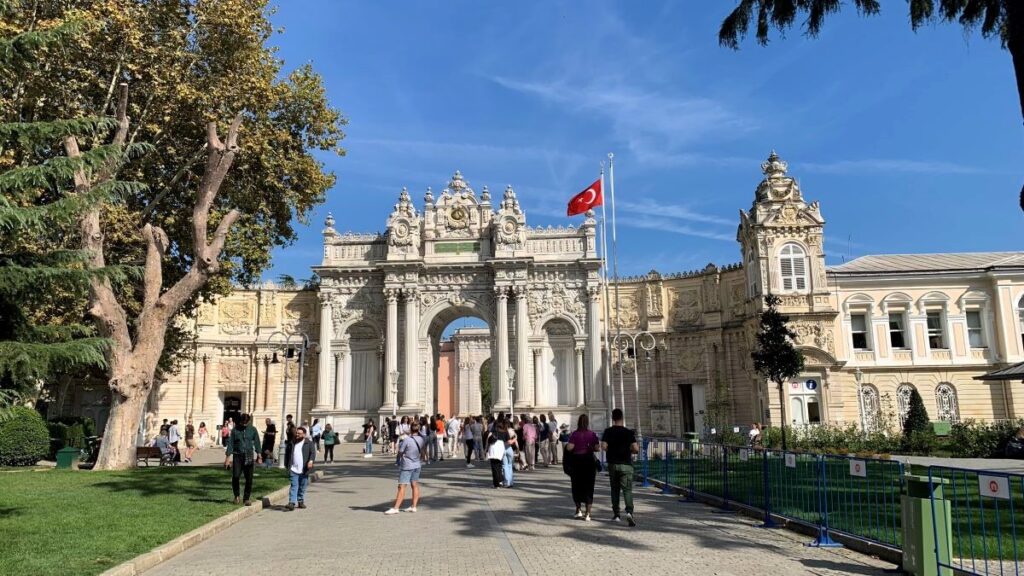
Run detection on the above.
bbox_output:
[145,444,897,576]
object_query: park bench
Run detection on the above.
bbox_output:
[135,446,173,467]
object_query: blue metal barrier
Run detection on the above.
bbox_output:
[928,465,1024,576]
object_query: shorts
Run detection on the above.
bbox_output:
[186,439,197,449]
[398,468,421,485]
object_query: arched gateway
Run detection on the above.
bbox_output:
[312,171,604,432]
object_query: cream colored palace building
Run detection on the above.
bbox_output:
[100,152,1024,441]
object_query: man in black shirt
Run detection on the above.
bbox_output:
[601,408,639,526]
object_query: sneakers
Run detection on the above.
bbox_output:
[298,502,306,509]
[233,496,241,505]
[363,453,373,458]
[626,513,637,527]
[286,503,296,511]
[384,508,399,515]
[574,510,584,519]
[611,515,621,522]
[584,514,592,522]
[402,506,417,513]
[243,500,252,507]
[467,463,475,468]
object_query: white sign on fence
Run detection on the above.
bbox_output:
[739,449,749,462]
[733,426,740,433]
[785,454,797,468]
[702,445,712,457]
[849,459,867,478]
[979,474,1011,500]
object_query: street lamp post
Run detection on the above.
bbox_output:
[506,364,516,424]
[612,331,656,437]
[389,369,400,418]
[266,330,311,469]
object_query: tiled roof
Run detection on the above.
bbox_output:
[828,252,1024,275]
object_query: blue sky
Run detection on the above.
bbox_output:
[265,0,1022,283]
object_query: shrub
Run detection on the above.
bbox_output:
[902,429,939,455]
[903,388,930,437]
[950,419,1024,458]
[0,407,50,466]
[46,421,87,459]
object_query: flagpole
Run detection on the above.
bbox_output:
[608,153,627,429]
[599,167,614,425]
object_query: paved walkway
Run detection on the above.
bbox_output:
[146,444,897,576]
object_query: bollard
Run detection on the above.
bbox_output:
[809,455,842,548]
[759,449,778,528]
[640,437,651,488]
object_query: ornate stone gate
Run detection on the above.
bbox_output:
[312,171,604,432]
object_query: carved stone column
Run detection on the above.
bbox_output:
[401,288,419,410]
[495,287,510,408]
[575,344,586,407]
[514,287,531,408]
[315,292,332,410]
[382,288,399,411]
[586,286,602,406]
[533,348,544,407]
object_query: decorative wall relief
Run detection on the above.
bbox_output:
[198,301,217,326]
[218,359,247,383]
[258,290,278,327]
[670,335,705,373]
[671,288,701,327]
[790,321,835,355]
[219,301,253,335]
[528,283,587,331]
[282,298,314,336]
[610,292,639,331]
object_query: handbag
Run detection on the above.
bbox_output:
[561,446,573,476]
[594,453,603,473]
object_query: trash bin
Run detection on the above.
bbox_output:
[901,474,952,576]
[55,446,79,469]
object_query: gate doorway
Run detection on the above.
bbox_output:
[222,394,243,428]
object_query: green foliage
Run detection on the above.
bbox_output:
[0,388,17,423]
[480,358,492,414]
[708,428,745,446]
[751,294,805,387]
[0,406,49,466]
[902,429,939,455]
[902,388,931,436]
[46,416,93,458]
[950,419,1024,458]
[760,423,902,455]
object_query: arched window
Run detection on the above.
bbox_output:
[935,383,960,423]
[860,384,881,431]
[896,383,916,426]
[1017,295,1024,350]
[778,243,808,292]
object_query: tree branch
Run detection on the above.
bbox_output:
[140,223,167,312]
[193,114,242,270]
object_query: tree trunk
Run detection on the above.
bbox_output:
[777,381,788,451]
[94,381,148,470]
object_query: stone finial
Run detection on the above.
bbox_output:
[424,186,434,205]
[761,150,788,179]
[323,212,336,234]
[481,185,491,202]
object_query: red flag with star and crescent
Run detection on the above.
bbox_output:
[567,178,603,216]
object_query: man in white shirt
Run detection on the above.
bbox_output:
[287,426,315,511]
[447,416,461,459]
[168,420,181,463]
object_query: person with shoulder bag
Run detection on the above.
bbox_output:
[565,414,600,521]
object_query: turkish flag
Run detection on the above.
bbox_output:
[567,178,603,216]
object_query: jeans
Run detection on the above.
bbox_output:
[609,463,635,515]
[324,444,335,461]
[289,471,309,504]
[502,446,514,486]
[465,439,475,464]
[427,433,438,460]
[364,437,373,455]
[231,454,254,500]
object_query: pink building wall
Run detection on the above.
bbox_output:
[437,341,455,416]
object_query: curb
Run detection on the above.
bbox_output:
[101,470,325,576]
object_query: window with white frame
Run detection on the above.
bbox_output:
[926,311,946,349]
[966,310,986,348]
[935,383,960,423]
[851,313,870,350]
[889,313,907,349]
[778,243,808,292]
[896,383,916,426]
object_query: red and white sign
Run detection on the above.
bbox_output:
[739,449,749,462]
[979,474,1010,500]
[849,460,867,478]
[785,454,797,469]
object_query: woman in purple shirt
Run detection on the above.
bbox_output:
[565,414,600,521]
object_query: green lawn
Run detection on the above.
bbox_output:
[642,449,1024,562]
[0,465,289,576]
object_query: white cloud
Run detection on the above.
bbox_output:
[618,198,734,227]
[617,215,735,242]
[801,158,986,175]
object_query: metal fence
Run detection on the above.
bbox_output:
[640,438,905,549]
[928,465,1024,575]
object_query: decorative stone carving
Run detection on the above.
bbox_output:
[331,291,384,337]
[791,321,835,355]
[197,301,216,326]
[282,298,313,336]
[610,293,640,331]
[528,283,587,331]
[756,151,803,203]
[219,301,253,335]
[670,336,704,373]
[218,359,247,383]
[643,270,664,318]
[671,289,701,327]
[494,185,526,250]
[429,171,485,240]
[386,187,421,256]
[729,283,745,317]
[258,290,278,327]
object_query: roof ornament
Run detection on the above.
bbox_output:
[424,186,434,206]
[323,212,336,235]
[761,150,788,179]
[481,185,491,203]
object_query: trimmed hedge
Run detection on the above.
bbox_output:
[0,407,49,466]
[950,419,1024,458]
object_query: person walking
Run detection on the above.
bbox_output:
[183,419,197,462]
[463,416,476,467]
[262,418,277,465]
[435,415,446,461]
[533,415,546,467]
[311,418,323,453]
[487,433,506,487]
[220,420,231,447]
[748,423,763,449]
[523,415,537,471]
[447,415,461,459]
[197,421,210,449]
[286,426,315,511]
[473,416,485,461]
[387,416,399,454]
[224,414,262,506]
[566,414,600,521]
[168,420,182,463]
[602,408,639,526]
[322,423,338,463]
[385,421,425,515]
[362,418,376,458]
[547,412,560,465]
[495,419,517,488]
